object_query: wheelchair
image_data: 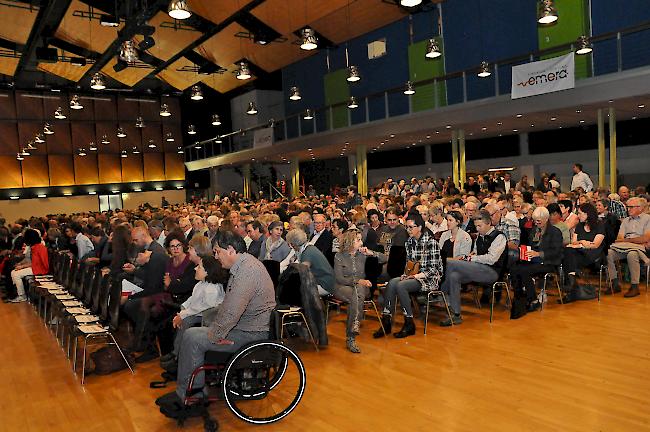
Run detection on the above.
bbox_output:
[171,339,306,431]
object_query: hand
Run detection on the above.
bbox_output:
[122,263,135,273]
[85,257,100,263]
[172,314,182,329]
[135,250,152,265]
[357,279,372,288]
[164,273,171,288]
[527,250,540,258]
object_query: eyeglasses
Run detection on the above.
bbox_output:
[405,225,418,230]
[627,205,641,209]
[386,218,399,222]
[169,243,183,249]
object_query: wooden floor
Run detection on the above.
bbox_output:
[2,288,650,432]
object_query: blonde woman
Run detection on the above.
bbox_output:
[334,229,386,353]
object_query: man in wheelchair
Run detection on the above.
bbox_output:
[156,229,276,418]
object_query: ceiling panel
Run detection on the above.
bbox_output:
[201,64,256,94]
[101,59,154,87]
[195,22,249,69]
[37,50,93,82]
[250,0,349,35]
[55,0,123,54]
[0,57,20,78]
[0,2,39,45]
[135,12,203,61]
[188,0,253,25]
[311,0,407,44]
[245,37,311,72]
[157,57,205,90]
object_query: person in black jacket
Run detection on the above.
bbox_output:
[310,213,334,264]
[510,206,564,313]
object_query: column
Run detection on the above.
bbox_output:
[356,144,368,196]
[609,107,617,192]
[290,158,300,198]
[597,109,606,188]
[458,129,466,189]
[451,130,459,187]
[242,163,251,199]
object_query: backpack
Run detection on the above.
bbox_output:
[90,346,134,375]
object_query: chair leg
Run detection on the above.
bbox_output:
[279,314,286,340]
[108,333,134,375]
[299,313,319,352]
[81,336,89,385]
[440,293,453,326]
[72,335,78,372]
[490,282,496,323]
[424,295,430,335]
[555,275,563,304]
[367,301,385,336]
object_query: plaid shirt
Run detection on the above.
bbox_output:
[495,217,521,246]
[609,200,628,220]
[405,230,443,291]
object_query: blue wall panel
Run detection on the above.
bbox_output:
[282,52,328,116]
[411,7,441,42]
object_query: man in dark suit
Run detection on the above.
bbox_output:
[310,213,334,264]
[179,217,194,241]
[495,172,515,194]
[464,177,481,195]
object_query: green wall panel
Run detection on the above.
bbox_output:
[538,0,591,79]
[408,37,447,112]
[324,69,350,129]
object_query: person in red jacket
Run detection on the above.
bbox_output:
[8,229,48,303]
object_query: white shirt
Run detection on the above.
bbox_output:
[426,219,448,234]
[503,179,512,194]
[571,171,593,192]
[156,231,167,248]
[184,227,193,239]
[179,281,225,320]
[76,233,95,260]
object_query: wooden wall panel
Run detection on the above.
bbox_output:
[139,99,160,122]
[48,155,75,186]
[70,123,96,153]
[0,156,23,188]
[46,122,72,154]
[73,154,98,184]
[67,96,94,121]
[121,154,144,182]
[0,123,19,155]
[164,153,185,180]
[141,122,163,153]
[18,122,43,153]
[117,123,142,153]
[0,93,16,119]
[143,153,165,181]
[95,122,120,153]
[98,154,122,184]
[94,95,117,121]
[117,96,140,122]
[15,92,44,119]
[21,155,49,187]
[162,123,182,152]
[43,95,68,120]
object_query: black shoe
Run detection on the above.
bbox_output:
[160,353,175,363]
[135,348,159,364]
[527,300,541,312]
[373,314,392,338]
[161,359,178,375]
[156,390,181,406]
[440,313,463,327]
[393,317,415,338]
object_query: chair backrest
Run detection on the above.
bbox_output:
[107,277,122,331]
[69,261,86,297]
[98,276,115,322]
[66,257,78,289]
[262,259,280,288]
[90,271,107,314]
[82,266,98,307]
[57,254,71,285]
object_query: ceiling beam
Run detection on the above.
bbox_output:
[47,36,99,59]
[0,37,25,52]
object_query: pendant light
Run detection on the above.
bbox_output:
[117,127,127,138]
[101,134,110,144]
[300,28,318,51]
[303,109,314,120]
[16,152,24,161]
[347,65,360,82]
[159,103,171,116]
[70,95,83,110]
[34,133,45,143]
[246,102,258,115]
[78,148,87,157]
[236,61,251,80]
[347,96,358,109]
[177,146,184,154]
[168,0,192,20]
[89,142,97,151]
[425,38,442,58]
[211,114,221,126]
[194,142,202,149]
[54,107,66,119]
[477,61,491,78]
[132,146,140,154]
[400,0,422,6]
[90,72,106,90]
[148,140,157,148]
[215,136,223,143]
[43,123,54,135]
[26,140,37,150]
[135,116,145,128]
[289,86,301,101]
[166,132,175,142]
[404,81,415,95]
[187,124,196,135]
[190,85,203,101]
[538,0,558,24]
[21,147,30,156]
[119,40,138,63]
[575,35,593,55]
[121,150,128,158]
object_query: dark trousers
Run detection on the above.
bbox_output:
[510,262,556,303]
[563,248,596,275]
[123,297,152,351]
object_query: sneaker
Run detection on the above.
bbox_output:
[537,291,547,304]
[8,296,26,303]
[440,314,463,327]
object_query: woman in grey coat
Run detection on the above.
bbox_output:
[438,211,473,258]
[333,229,387,353]
[259,221,291,262]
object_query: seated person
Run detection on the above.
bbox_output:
[259,221,291,262]
[8,229,48,303]
[440,210,507,326]
[607,197,650,297]
[547,203,571,246]
[561,203,605,301]
[157,230,275,415]
[510,207,564,314]
[65,222,94,261]
[245,220,265,259]
[330,218,349,254]
[595,198,620,249]
[377,207,408,278]
[333,230,387,354]
[286,228,335,296]
[373,212,443,339]
[438,210,473,259]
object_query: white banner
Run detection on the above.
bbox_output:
[253,127,273,149]
[511,53,575,99]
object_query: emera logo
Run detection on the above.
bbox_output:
[517,68,568,87]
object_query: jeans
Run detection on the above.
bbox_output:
[441,260,498,315]
[172,315,203,356]
[334,283,369,337]
[175,328,268,399]
[382,277,422,318]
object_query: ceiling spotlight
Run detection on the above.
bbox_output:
[159,103,171,117]
[478,61,491,78]
[400,0,422,6]
[16,153,24,161]
[177,146,184,154]
[425,38,442,59]
[101,134,110,144]
[168,0,192,19]
[575,35,593,55]
[100,14,120,27]
[347,96,359,109]
[69,95,83,110]
[121,150,128,158]
[135,116,145,128]
[54,107,66,119]
[190,85,203,100]
[187,124,196,135]
[148,140,157,148]
[34,133,45,143]
[119,40,138,63]
[89,142,97,151]
[639,104,646,108]
[211,114,221,125]
[43,123,54,135]
[246,102,258,115]
[404,81,415,95]
[214,136,223,143]
[300,28,318,51]
[138,36,155,51]
[516,114,523,118]
[90,72,106,90]
[303,109,314,120]
[538,0,558,24]
[78,148,87,157]
[550,116,557,121]
[70,57,86,67]
[236,61,251,80]
[194,142,202,149]
[347,65,361,82]
[26,140,37,150]
[117,127,126,138]
[289,86,301,101]
[166,132,175,142]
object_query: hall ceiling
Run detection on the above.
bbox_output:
[0,0,433,94]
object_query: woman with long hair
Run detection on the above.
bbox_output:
[109,224,131,276]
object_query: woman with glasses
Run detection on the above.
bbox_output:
[373,212,443,339]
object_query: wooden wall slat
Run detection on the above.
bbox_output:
[21,155,50,187]
[70,122,96,153]
[73,154,99,184]
[98,153,122,184]
[0,92,16,119]
[164,152,185,180]
[94,95,117,121]
[143,153,165,181]
[121,154,144,182]
[95,122,121,153]
[0,156,23,188]
[162,123,182,153]
[141,122,163,153]
[48,155,75,186]
[46,122,73,154]
[15,91,44,119]
[0,123,19,155]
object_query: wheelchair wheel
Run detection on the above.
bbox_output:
[222,341,306,424]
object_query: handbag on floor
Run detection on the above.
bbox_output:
[91,346,134,375]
